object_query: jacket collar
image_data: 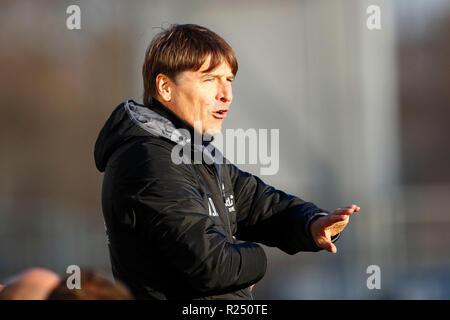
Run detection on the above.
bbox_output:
[146,98,213,147]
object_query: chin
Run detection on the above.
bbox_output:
[204,126,222,137]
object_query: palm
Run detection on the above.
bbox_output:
[310,205,360,253]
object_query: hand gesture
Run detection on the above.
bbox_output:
[310,204,360,253]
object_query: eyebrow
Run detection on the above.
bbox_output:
[200,73,234,80]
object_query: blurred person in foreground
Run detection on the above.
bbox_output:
[94,24,360,300]
[0,268,60,300]
[47,270,132,300]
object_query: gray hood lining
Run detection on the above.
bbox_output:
[124,100,191,146]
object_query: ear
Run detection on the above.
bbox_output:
[156,74,173,102]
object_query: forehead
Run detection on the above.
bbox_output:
[175,56,233,84]
[193,56,233,76]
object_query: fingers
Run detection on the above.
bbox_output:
[333,204,360,215]
[312,204,361,254]
[314,204,361,253]
[321,214,348,228]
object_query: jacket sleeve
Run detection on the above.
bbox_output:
[227,163,338,255]
[123,142,267,296]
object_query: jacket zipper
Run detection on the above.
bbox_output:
[211,165,234,242]
[192,164,234,242]
[210,164,253,298]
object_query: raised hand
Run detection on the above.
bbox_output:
[310,204,360,253]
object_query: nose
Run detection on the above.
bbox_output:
[216,81,232,103]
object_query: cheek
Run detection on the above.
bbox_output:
[196,93,213,114]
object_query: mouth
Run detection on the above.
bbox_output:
[212,108,228,120]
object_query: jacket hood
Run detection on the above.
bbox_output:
[94,100,191,172]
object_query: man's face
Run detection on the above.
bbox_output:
[164,56,234,136]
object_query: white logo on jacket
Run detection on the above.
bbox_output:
[225,195,235,213]
[208,197,219,216]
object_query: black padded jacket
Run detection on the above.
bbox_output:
[94,99,336,300]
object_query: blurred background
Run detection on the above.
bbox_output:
[1,0,449,299]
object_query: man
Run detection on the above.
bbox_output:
[94,24,360,300]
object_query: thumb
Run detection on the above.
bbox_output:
[323,241,337,254]
[330,243,337,254]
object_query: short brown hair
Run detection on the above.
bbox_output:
[142,24,238,106]
[46,270,133,300]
